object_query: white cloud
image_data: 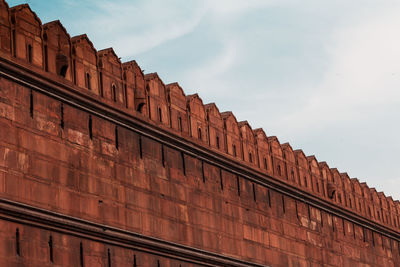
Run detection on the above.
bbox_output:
[281,4,400,131]
[69,0,208,56]
[182,40,239,98]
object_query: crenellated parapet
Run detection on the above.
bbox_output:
[10,4,42,67]
[204,103,224,151]
[98,48,124,105]
[42,20,72,81]
[71,34,98,93]
[0,0,11,56]
[0,0,399,239]
[123,60,145,112]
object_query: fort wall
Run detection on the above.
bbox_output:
[0,1,399,266]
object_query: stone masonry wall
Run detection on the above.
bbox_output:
[0,0,399,266]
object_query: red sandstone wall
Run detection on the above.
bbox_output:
[0,0,399,266]
[0,219,199,267]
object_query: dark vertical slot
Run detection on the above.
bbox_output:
[178,116,182,132]
[115,126,119,150]
[107,248,111,267]
[27,44,32,63]
[307,204,311,219]
[73,59,77,85]
[381,235,384,248]
[353,223,356,239]
[201,161,205,183]
[372,232,375,246]
[139,135,142,158]
[157,260,160,267]
[398,241,400,255]
[147,95,151,119]
[16,228,20,256]
[124,84,128,108]
[133,254,137,267]
[332,215,335,232]
[252,183,256,202]
[88,115,93,140]
[44,45,48,71]
[48,235,53,263]
[86,73,91,90]
[362,227,366,242]
[60,103,64,129]
[12,29,16,57]
[320,211,323,227]
[181,151,186,176]
[29,89,33,118]
[342,219,346,236]
[237,176,240,196]
[282,195,285,213]
[295,200,299,220]
[267,189,271,207]
[112,85,116,102]
[161,145,165,167]
[219,169,223,191]
[80,242,84,267]
[99,72,104,97]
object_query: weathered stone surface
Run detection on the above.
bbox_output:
[0,0,399,266]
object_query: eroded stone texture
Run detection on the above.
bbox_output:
[0,1,399,266]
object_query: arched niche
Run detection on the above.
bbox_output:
[268,136,284,179]
[318,161,331,198]
[294,149,311,189]
[166,83,187,134]
[186,94,207,143]
[282,143,297,183]
[351,178,363,213]
[254,128,271,173]
[351,178,362,196]
[307,156,323,195]
[205,103,224,151]
[98,48,123,104]
[331,168,343,204]
[221,111,241,159]
[71,34,98,94]
[0,0,11,55]
[361,182,374,218]
[340,173,355,209]
[145,73,169,125]
[10,4,43,67]
[378,192,390,224]
[43,20,72,80]
[387,197,397,227]
[238,121,256,164]
[370,188,380,221]
[123,60,145,114]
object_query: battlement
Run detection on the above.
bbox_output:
[0,1,399,266]
[0,0,399,230]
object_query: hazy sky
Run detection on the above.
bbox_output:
[8,0,400,200]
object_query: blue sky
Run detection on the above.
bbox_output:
[8,0,400,200]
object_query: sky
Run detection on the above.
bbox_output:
[8,0,400,200]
